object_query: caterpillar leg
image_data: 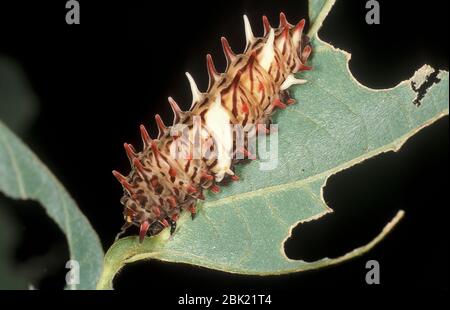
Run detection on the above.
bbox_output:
[168,217,177,235]
[189,204,197,220]
[115,221,133,241]
[210,184,221,193]
[280,90,297,106]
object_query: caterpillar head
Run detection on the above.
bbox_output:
[118,190,176,242]
[118,191,157,242]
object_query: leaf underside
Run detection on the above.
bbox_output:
[97,0,449,289]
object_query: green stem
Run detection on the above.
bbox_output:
[96,234,167,290]
[96,239,132,290]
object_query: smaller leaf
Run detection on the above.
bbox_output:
[0,121,104,289]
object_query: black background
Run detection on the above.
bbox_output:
[0,0,448,296]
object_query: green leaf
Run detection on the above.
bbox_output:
[0,121,104,289]
[0,55,38,289]
[96,0,448,289]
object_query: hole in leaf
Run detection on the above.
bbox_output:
[411,69,441,106]
[284,116,448,288]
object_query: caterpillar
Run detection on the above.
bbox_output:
[113,13,312,242]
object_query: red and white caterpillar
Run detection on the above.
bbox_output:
[113,13,312,242]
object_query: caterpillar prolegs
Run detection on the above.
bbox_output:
[113,13,312,242]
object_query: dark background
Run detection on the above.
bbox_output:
[0,0,448,295]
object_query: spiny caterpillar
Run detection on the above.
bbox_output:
[113,13,312,242]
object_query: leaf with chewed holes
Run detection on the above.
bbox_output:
[97,0,448,289]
